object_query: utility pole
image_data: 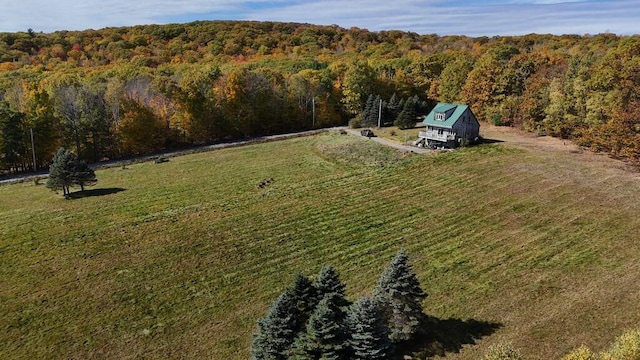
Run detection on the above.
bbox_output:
[30,128,37,172]
[312,97,316,128]
[377,98,382,128]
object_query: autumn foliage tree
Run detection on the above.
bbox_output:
[0,101,27,172]
[117,98,166,155]
[3,22,640,173]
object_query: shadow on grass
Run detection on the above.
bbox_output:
[480,137,504,144]
[67,188,126,199]
[400,316,503,358]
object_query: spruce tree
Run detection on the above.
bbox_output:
[292,294,349,360]
[374,250,427,342]
[46,147,77,197]
[347,296,393,360]
[287,273,319,333]
[394,98,417,130]
[361,94,377,127]
[315,266,350,309]
[251,292,299,360]
[385,93,401,125]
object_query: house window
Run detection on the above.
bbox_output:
[437,128,444,135]
[435,113,445,121]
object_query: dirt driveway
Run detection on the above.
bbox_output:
[343,128,431,154]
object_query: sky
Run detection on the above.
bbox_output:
[1,0,638,36]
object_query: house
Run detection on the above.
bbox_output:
[416,103,480,148]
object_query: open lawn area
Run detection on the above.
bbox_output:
[1,130,639,359]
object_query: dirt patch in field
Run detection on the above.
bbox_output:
[480,123,640,178]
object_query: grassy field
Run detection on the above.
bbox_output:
[1,130,640,359]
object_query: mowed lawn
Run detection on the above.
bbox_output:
[1,131,639,359]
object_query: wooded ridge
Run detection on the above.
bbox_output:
[1,21,639,173]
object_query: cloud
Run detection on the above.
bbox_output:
[0,0,638,36]
[0,0,241,32]
[240,0,640,36]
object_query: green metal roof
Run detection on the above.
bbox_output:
[423,103,470,129]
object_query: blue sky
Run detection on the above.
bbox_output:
[1,0,638,36]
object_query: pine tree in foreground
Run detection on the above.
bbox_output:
[251,292,299,360]
[315,266,351,309]
[46,147,78,197]
[292,294,349,360]
[46,147,98,196]
[374,249,427,342]
[287,273,319,333]
[347,296,393,360]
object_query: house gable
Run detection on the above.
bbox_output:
[423,103,471,129]
[418,102,480,147]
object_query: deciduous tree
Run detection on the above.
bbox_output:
[0,101,27,172]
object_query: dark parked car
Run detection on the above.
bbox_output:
[360,129,374,138]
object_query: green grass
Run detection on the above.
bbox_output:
[369,124,423,144]
[1,131,640,359]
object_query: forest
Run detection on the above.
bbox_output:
[0,21,639,174]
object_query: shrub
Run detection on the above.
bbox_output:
[484,342,523,360]
[563,329,640,360]
[563,345,596,360]
[349,116,362,129]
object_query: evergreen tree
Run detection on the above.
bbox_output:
[394,98,417,130]
[46,148,78,197]
[46,147,98,196]
[315,266,350,309]
[373,250,427,342]
[361,94,377,127]
[347,296,393,360]
[385,93,401,126]
[287,273,319,333]
[292,294,349,360]
[72,160,97,191]
[252,292,299,360]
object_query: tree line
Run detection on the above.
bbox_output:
[1,21,640,173]
[251,250,427,359]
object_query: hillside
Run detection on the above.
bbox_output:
[1,129,639,359]
[1,21,640,175]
